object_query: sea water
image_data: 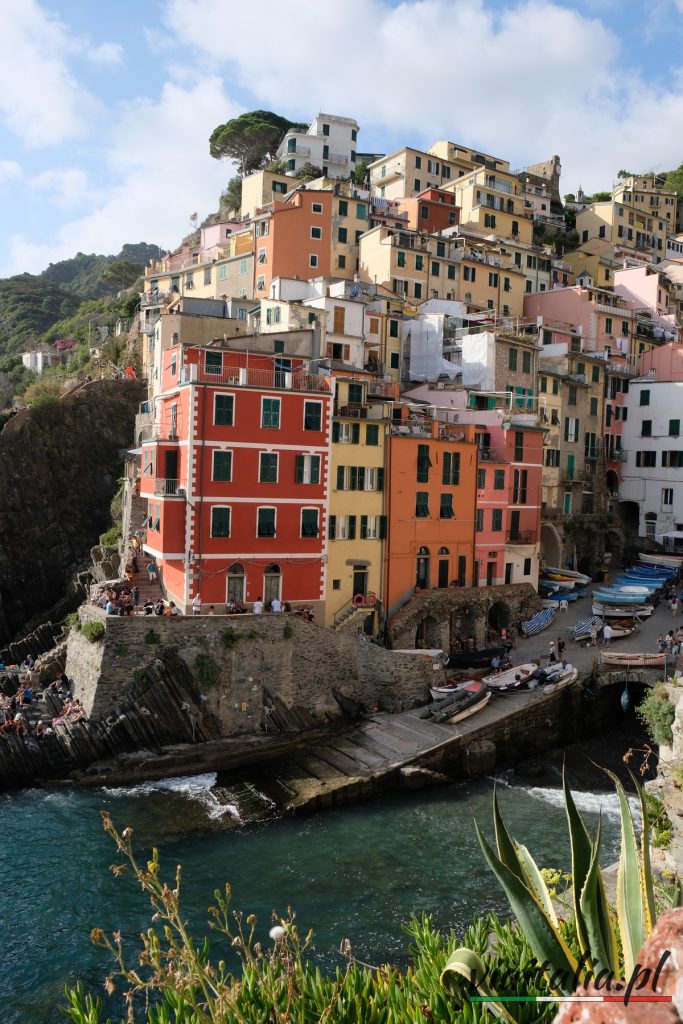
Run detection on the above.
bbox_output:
[0,774,628,1023]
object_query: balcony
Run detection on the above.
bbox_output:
[606,361,639,377]
[135,410,156,442]
[154,478,186,497]
[141,291,170,307]
[607,450,628,463]
[328,152,348,165]
[335,402,368,418]
[181,364,331,393]
[478,446,507,462]
[506,530,536,544]
[287,145,310,157]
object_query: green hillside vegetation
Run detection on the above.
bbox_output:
[0,275,81,354]
[40,242,161,298]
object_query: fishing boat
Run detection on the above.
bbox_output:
[538,581,560,595]
[444,646,504,670]
[606,624,636,639]
[592,589,653,604]
[430,679,477,700]
[592,602,653,619]
[541,578,576,591]
[600,651,667,669]
[428,681,490,723]
[542,567,592,586]
[571,615,603,641]
[638,552,683,568]
[521,608,557,636]
[542,665,579,694]
[483,662,540,689]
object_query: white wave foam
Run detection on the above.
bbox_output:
[493,776,640,821]
[102,773,242,822]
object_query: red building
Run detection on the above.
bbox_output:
[397,187,459,234]
[140,343,332,614]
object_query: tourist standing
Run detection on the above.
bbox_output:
[192,594,202,616]
[671,597,679,618]
[548,640,557,664]
[147,560,158,583]
[253,596,264,614]
[557,636,566,658]
[271,597,282,614]
[603,622,613,646]
[590,623,598,647]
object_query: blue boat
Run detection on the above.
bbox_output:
[592,590,653,604]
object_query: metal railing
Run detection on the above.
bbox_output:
[182,364,332,392]
[154,478,186,496]
[478,446,506,462]
[335,403,368,419]
[506,530,536,544]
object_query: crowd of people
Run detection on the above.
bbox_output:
[0,658,83,743]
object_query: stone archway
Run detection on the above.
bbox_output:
[488,601,511,638]
[415,615,440,648]
[449,607,477,651]
[540,521,563,568]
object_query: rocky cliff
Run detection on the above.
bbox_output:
[0,379,143,644]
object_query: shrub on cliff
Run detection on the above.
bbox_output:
[637,684,675,746]
[81,621,105,644]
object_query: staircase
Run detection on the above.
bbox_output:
[332,596,381,634]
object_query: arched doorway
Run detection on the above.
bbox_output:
[450,606,477,650]
[617,501,639,533]
[540,522,562,568]
[226,562,246,604]
[416,547,430,590]
[488,600,510,641]
[263,564,282,606]
[606,469,619,498]
[415,615,440,648]
[437,547,450,588]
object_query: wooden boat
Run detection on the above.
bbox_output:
[592,602,653,619]
[542,567,592,585]
[607,624,636,639]
[638,552,683,568]
[445,646,504,670]
[600,651,667,669]
[428,681,489,723]
[430,680,476,700]
[592,590,652,605]
[521,607,556,636]
[484,662,539,689]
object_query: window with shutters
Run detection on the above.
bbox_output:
[214,394,234,426]
[361,515,381,539]
[366,424,379,445]
[512,469,527,504]
[212,450,232,481]
[417,443,431,482]
[301,508,319,537]
[211,507,231,538]
[303,401,322,431]
[476,509,484,532]
[442,451,460,485]
[295,454,320,484]
[261,398,280,428]
[640,389,650,406]
[641,420,652,437]
[257,507,276,537]
[337,227,347,243]
[205,351,222,375]
[364,467,376,490]
[332,515,356,540]
[670,419,680,437]
[259,452,278,483]
[514,431,524,460]
[440,493,454,518]
[590,397,598,416]
[508,348,517,370]
[348,383,363,405]
[416,491,430,517]
[332,306,345,334]
[494,469,505,489]
[477,468,486,489]
[415,254,424,271]
[522,351,531,373]
[491,509,503,532]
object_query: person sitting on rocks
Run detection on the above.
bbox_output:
[143,599,154,615]
[226,599,237,614]
[154,599,165,616]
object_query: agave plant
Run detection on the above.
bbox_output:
[442,767,659,1013]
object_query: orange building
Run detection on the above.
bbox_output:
[383,412,478,618]
[396,187,459,234]
[253,190,333,299]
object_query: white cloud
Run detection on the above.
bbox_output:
[0,0,92,145]
[161,0,683,192]
[7,76,239,274]
[0,160,21,185]
[29,167,97,209]
[86,41,124,66]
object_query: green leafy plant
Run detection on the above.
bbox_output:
[221,627,241,649]
[442,768,661,1011]
[98,524,121,547]
[66,612,81,632]
[282,624,294,640]
[81,621,105,644]
[195,653,221,687]
[644,792,673,849]
[637,685,675,746]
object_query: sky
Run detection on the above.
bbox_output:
[2,0,683,278]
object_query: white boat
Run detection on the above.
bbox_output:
[601,651,667,669]
[542,666,579,694]
[546,579,576,591]
[484,662,539,690]
[614,585,653,596]
[592,602,653,619]
[430,680,477,700]
[450,689,491,724]
[543,567,592,586]
[638,552,683,568]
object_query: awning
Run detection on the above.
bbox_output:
[655,531,683,541]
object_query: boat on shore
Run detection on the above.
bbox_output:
[571,615,603,641]
[521,608,556,636]
[428,681,490,724]
[592,602,653,619]
[445,646,503,670]
[638,552,683,568]
[542,665,579,694]
[483,662,540,689]
[600,651,667,669]
[542,567,592,585]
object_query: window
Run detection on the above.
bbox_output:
[417,443,431,482]
[475,509,484,532]
[415,254,424,271]
[338,199,348,217]
[414,179,421,191]
[494,469,505,489]
[212,450,232,481]
[256,275,265,291]
[414,155,422,168]
[259,452,278,482]
[351,128,357,142]
[310,226,322,241]
[414,282,422,299]
[663,488,674,508]
[356,203,367,219]
[272,181,287,194]
[508,348,518,371]
[514,431,524,460]
[239,258,248,275]
[488,272,498,287]
[390,352,400,369]
[214,394,234,426]
[303,401,322,431]
[329,515,356,540]
[301,508,319,537]
[670,419,680,437]
[218,264,227,280]
[512,468,528,504]
[337,255,346,269]
[420,205,429,219]
[641,420,652,437]
[205,351,222,375]
[337,227,348,244]
[568,386,577,406]
[522,351,531,373]
[397,251,406,268]
[492,509,503,532]
[447,264,456,280]
[464,266,476,282]
[261,398,280,428]
[257,507,276,537]
[590,397,598,416]
[389,319,399,338]
[440,493,454,518]
[211,507,231,538]
[416,491,430,517]
[477,468,486,489]
[442,451,460,485]
[295,454,320,484]
[312,202,323,214]
[360,515,383,539]
[309,254,318,268]
[564,417,578,443]
[431,261,439,277]
[484,213,496,228]
[523,558,531,576]
[322,123,330,136]
[204,266,212,285]
[605,317,612,334]
[366,424,379,445]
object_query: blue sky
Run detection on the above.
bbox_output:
[1,0,683,278]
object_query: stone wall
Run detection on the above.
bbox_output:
[387,583,543,650]
[67,607,443,725]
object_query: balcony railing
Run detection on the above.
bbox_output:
[288,145,310,156]
[154,478,186,497]
[335,402,368,419]
[141,291,170,307]
[478,446,506,462]
[181,364,331,392]
[506,530,536,544]
[328,152,348,165]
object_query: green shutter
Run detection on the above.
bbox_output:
[329,515,336,540]
[360,515,368,539]
[442,452,450,484]
[452,452,460,484]
[311,456,320,485]
[337,465,345,490]
[357,466,365,490]
[349,466,358,490]
[295,455,304,483]
[348,515,356,539]
[379,515,387,539]
[332,421,340,443]
[351,422,360,444]
[377,467,384,491]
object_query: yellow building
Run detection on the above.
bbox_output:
[368,141,509,201]
[326,373,394,631]
[363,299,412,380]
[576,177,675,261]
[457,238,526,316]
[358,224,465,303]
[562,244,616,289]
[240,168,292,218]
[142,229,255,305]
[446,166,534,244]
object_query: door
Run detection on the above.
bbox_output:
[567,454,575,481]
[263,565,282,604]
[352,568,368,599]
[563,491,572,515]
[438,560,449,588]
[416,548,430,589]
[227,574,245,603]
[486,561,495,586]
[505,562,513,585]
[164,448,178,482]
[509,509,520,540]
